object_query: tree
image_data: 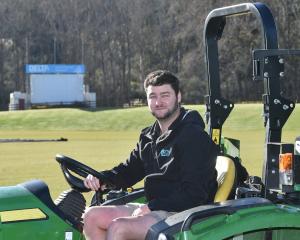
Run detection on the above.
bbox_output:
[0,0,299,110]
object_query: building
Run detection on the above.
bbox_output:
[9,64,96,110]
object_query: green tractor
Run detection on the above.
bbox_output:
[1,2,300,240]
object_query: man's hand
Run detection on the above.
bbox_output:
[84,174,103,191]
[132,204,151,217]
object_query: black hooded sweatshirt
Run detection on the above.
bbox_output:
[105,108,219,212]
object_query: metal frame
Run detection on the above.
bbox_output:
[203,2,299,198]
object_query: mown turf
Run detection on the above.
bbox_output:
[0,130,140,201]
[0,107,154,131]
[0,103,299,131]
[0,104,299,201]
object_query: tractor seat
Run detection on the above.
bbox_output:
[214,156,236,202]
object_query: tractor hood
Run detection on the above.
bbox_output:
[0,180,82,240]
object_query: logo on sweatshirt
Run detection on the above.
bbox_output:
[160,148,172,157]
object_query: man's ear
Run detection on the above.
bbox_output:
[177,91,182,104]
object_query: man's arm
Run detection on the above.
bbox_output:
[107,142,145,189]
[84,141,145,191]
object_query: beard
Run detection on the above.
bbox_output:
[151,101,180,120]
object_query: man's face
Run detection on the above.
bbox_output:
[146,84,181,120]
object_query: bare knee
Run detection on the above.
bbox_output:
[107,216,152,240]
[83,205,133,232]
[107,218,128,239]
[83,207,110,240]
[83,207,99,230]
[83,207,93,222]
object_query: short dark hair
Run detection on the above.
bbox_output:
[144,70,180,95]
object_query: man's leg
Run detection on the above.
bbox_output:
[83,205,135,240]
[106,213,163,240]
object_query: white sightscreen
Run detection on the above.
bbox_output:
[30,74,84,104]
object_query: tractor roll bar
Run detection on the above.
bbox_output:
[203,2,298,197]
[204,2,281,145]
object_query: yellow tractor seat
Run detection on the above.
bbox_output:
[214,156,236,202]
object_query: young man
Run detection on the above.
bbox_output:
[83,70,219,240]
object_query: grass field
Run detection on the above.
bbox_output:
[0,104,299,202]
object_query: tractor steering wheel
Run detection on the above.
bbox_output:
[55,154,115,193]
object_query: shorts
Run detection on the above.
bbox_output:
[125,202,175,221]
